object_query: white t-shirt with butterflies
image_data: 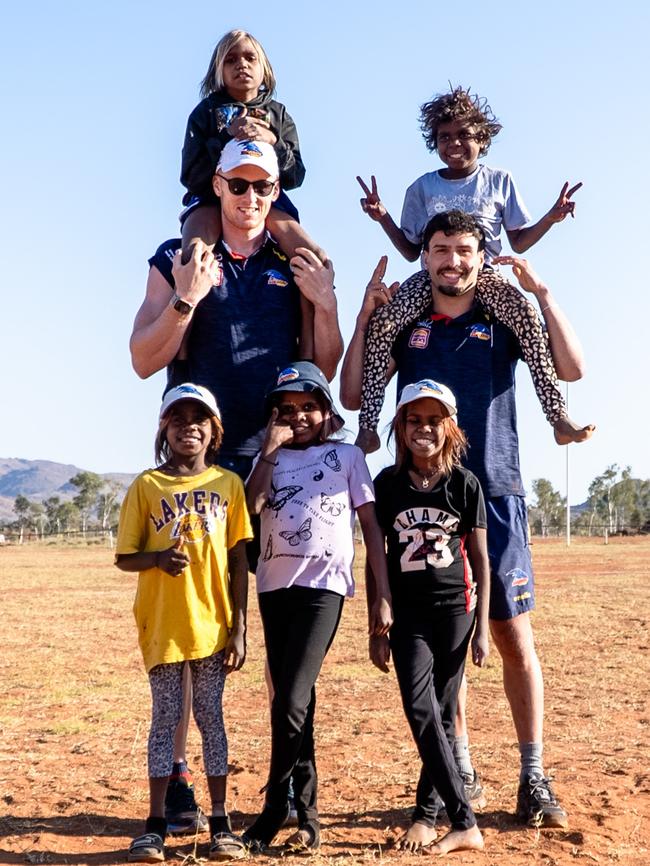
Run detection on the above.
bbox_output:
[255,442,375,597]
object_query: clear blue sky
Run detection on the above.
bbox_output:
[2,1,648,503]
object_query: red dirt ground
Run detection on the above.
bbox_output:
[1,536,648,864]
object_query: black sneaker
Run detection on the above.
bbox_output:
[516,775,568,828]
[165,774,209,835]
[460,769,487,810]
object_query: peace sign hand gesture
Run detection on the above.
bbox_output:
[358,256,400,328]
[546,181,583,223]
[357,175,387,222]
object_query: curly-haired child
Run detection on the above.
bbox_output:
[356,86,593,452]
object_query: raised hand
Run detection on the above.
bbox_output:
[491,255,546,295]
[358,255,400,327]
[547,181,583,223]
[357,175,387,222]
[263,407,295,453]
[156,538,190,577]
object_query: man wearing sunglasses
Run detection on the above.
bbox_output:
[131,138,343,477]
[129,139,343,835]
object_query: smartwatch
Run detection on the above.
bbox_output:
[170,293,194,316]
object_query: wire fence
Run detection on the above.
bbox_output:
[1,523,647,549]
[0,528,117,546]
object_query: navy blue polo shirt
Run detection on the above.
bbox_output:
[149,237,300,459]
[392,304,524,499]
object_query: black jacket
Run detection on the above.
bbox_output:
[181,89,306,204]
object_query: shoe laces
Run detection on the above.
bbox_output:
[527,776,557,804]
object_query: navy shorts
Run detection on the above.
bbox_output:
[485,495,535,621]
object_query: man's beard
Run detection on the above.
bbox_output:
[435,277,476,297]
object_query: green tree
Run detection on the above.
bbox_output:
[13,494,31,543]
[587,465,635,534]
[28,501,47,539]
[57,501,80,533]
[530,478,565,536]
[610,467,635,531]
[97,480,122,530]
[43,496,62,534]
[631,479,650,531]
[70,471,103,534]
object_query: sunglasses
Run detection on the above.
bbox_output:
[217,174,276,196]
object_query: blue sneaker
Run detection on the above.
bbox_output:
[165,772,209,835]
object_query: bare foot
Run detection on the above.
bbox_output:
[429,824,484,855]
[553,416,596,445]
[355,428,381,454]
[395,820,438,852]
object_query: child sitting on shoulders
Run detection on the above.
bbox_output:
[357,85,593,452]
[180,29,327,356]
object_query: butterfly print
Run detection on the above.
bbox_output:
[279,518,313,547]
[323,449,341,472]
[263,535,273,561]
[266,483,302,513]
[320,492,343,517]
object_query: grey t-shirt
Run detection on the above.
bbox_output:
[400,163,530,262]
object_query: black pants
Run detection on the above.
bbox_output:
[390,605,476,830]
[258,586,344,827]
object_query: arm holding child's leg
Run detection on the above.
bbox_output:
[266,208,331,362]
[476,267,595,445]
[289,249,343,381]
[357,265,432,453]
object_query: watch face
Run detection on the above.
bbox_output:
[172,295,193,315]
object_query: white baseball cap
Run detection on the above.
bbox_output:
[216,139,279,179]
[396,379,457,417]
[160,383,221,420]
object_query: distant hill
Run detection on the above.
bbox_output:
[0,458,135,523]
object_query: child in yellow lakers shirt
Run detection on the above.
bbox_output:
[116,383,252,863]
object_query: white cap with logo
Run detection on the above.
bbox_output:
[216,139,279,179]
[160,383,221,420]
[396,379,457,417]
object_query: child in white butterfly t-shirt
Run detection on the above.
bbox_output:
[242,362,392,852]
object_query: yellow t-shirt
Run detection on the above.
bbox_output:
[116,465,253,673]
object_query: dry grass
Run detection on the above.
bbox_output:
[1,536,648,864]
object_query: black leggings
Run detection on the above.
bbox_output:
[390,605,476,830]
[258,586,344,828]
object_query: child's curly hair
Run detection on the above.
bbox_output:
[420,86,502,156]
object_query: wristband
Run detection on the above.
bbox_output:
[261,456,278,466]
